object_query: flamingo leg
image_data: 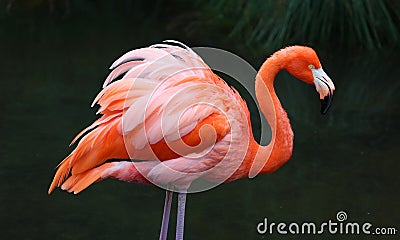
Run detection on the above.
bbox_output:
[159,190,173,240]
[175,192,187,240]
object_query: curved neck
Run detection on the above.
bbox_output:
[251,54,294,176]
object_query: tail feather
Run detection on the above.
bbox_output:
[61,165,107,194]
[48,117,129,194]
[48,155,74,194]
[60,162,151,194]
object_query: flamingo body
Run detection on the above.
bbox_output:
[49,41,255,193]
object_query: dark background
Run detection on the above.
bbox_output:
[1,1,399,239]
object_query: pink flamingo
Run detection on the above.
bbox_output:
[48,40,335,239]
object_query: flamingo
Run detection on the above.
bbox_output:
[48,40,335,239]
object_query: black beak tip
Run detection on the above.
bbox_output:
[320,94,333,115]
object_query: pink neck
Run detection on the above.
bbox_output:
[250,53,294,176]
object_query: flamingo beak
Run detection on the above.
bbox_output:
[320,91,333,115]
[312,68,335,114]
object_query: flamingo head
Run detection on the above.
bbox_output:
[283,46,335,114]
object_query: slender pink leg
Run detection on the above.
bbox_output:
[159,190,173,240]
[175,192,187,240]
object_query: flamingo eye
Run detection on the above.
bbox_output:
[308,64,315,69]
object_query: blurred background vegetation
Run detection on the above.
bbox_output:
[2,0,399,50]
[1,1,399,239]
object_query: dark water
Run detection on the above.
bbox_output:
[1,5,400,240]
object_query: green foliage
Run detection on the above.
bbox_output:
[4,0,399,52]
[200,0,400,51]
